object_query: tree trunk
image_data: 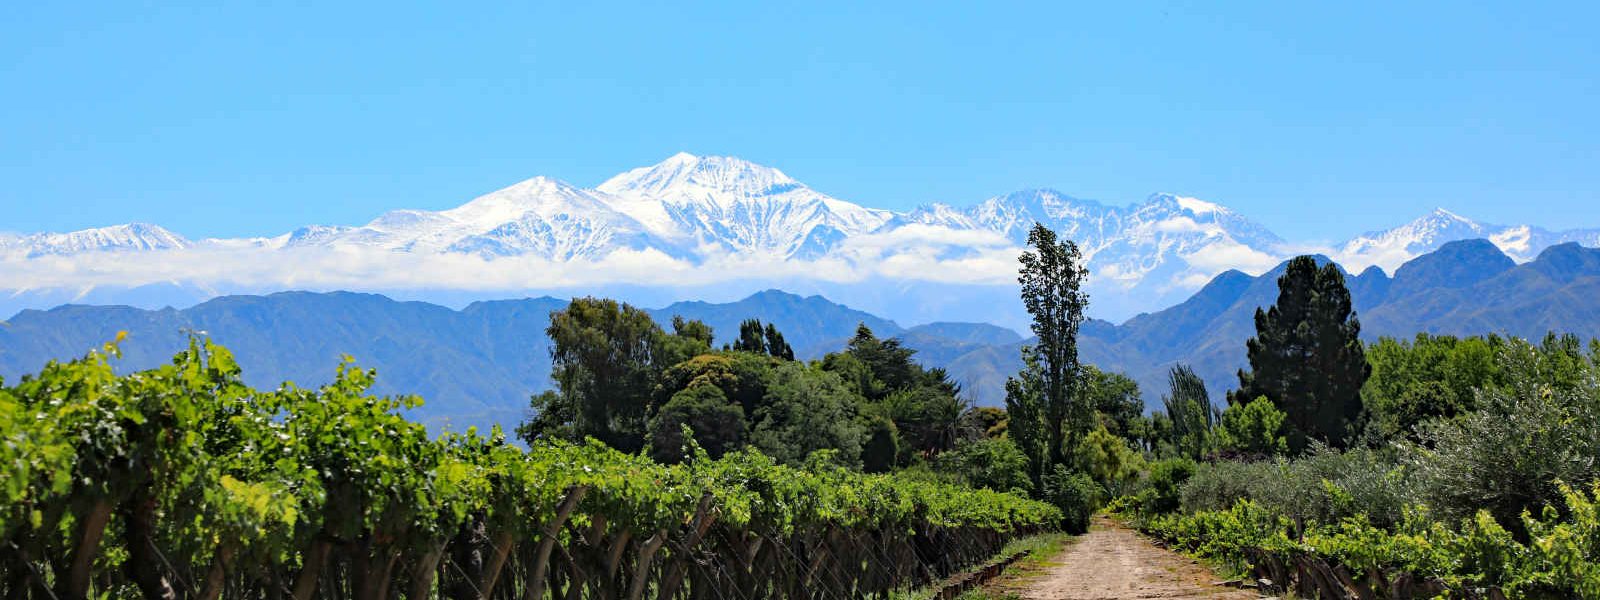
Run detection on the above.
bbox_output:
[58,498,114,600]
[122,488,177,600]
[448,518,488,600]
[625,531,667,600]
[198,545,236,600]
[657,494,717,600]
[477,531,515,600]
[291,540,333,600]
[407,542,448,600]
[523,486,589,600]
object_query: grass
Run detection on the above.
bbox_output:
[924,532,1077,600]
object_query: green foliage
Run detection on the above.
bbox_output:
[934,437,1033,494]
[1179,448,1414,532]
[1041,465,1100,535]
[1137,458,1196,515]
[1017,223,1092,470]
[540,297,666,451]
[846,323,922,396]
[1162,364,1214,459]
[730,318,795,360]
[1231,256,1369,452]
[1004,351,1048,491]
[1075,425,1145,498]
[749,362,866,467]
[884,385,976,460]
[1081,365,1143,439]
[1361,333,1503,443]
[647,384,745,463]
[0,338,1061,600]
[860,414,900,474]
[1140,483,1600,598]
[1411,337,1600,529]
[1214,395,1289,458]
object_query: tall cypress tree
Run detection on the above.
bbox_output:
[1230,256,1369,451]
[1016,223,1091,468]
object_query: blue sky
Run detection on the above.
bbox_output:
[3,1,1597,242]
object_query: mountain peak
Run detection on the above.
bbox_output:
[15,222,191,257]
[1147,193,1229,215]
[1389,238,1513,297]
[598,153,799,198]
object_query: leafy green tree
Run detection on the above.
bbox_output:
[647,384,746,463]
[1137,458,1196,515]
[749,363,866,467]
[935,437,1033,494]
[884,386,976,460]
[1415,338,1600,530]
[1231,256,1370,452]
[670,315,715,347]
[529,298,714,452]
[1362,334,1502,443]
[733,318,767,354]
[1215,396,1289,458]
[972,406,1008,438]
[860,415,901,473]
[819,351,883,399]
[729,319,795,360]
[1162,364,1215,459]
[652,352,774,416]
[1017,223,1092,469]
[1075,426,1145,498]
[1082,366,1144,439]
[1005,352,1048,490]
[845,324,921,395]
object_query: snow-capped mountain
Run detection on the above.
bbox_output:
[278,176,672,260]
[2,152,1597,324]
[0,223,190,258]
[598,152,893,258]
[1340,208,1600,271]
[897,190,1285,293]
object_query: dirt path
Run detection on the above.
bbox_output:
[1001,516,1257,600]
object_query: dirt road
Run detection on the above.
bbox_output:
[1003,516,1257,600]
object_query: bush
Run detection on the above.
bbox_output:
[935,437,1033,494]
[1181,448,1414,533]
[1413,377,1600,529]
[1137,458,1196,515]
[1043,465,1101,534]
[1214,396,1288,458]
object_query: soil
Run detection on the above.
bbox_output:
[992,516,1259,600]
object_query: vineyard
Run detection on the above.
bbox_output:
[0,338,1059,600]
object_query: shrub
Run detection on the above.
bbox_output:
[1043,465,1101,534]
[935,437,1033,494]
[1138,458,1196,515]
[1214,395,1288,458]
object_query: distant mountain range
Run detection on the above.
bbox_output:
[5,153,1599,325]
[5,239,1599,429]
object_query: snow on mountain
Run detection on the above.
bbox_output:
[1340,208,1600,271]
[4,153,1599,323]
[900,190,1285,291]
[598,153,894,258]
[283,176,673,260]
[4,223,190,258]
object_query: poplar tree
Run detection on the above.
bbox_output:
[1016,223,1091,469]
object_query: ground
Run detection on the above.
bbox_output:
[973,516,1258,600]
